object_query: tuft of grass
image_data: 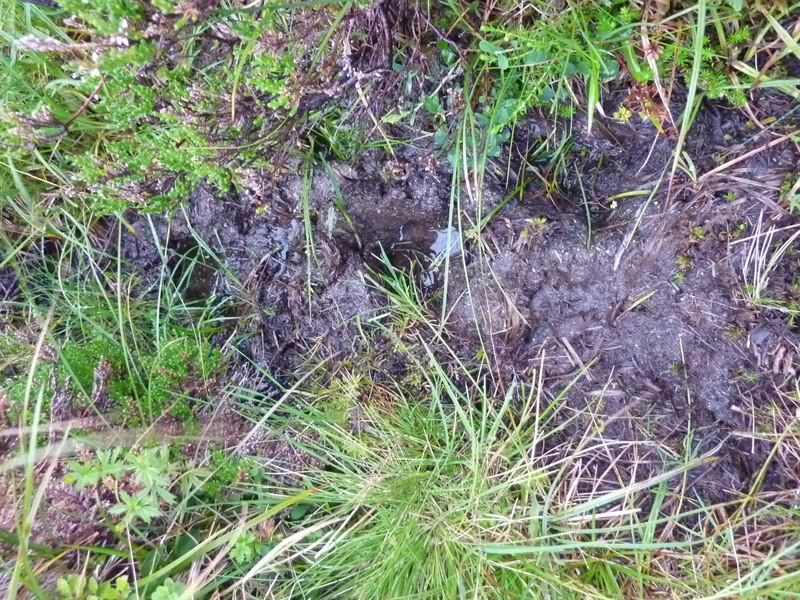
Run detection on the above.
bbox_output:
[0,210,229,429]
[740,213,800,318]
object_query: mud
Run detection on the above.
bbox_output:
[103,92,800,500]
[0,94,797,561]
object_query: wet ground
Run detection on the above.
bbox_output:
[96,92,800,501]
[2,91,798,520]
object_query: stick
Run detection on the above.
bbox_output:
[697,131,799,184]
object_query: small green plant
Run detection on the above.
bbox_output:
[725,326,743,340]
[230,531,259,566]
[478,39,510,71]
[477,1,643,118]
[64,446,209,529]
[150,578,186,600]
[229,530,273,568]
[780,173,799,211]
[56,575,130,600]
[740,372,760,384]
[613,105,633,123]
[690,226,706,240]
[729,222,747,239]
[516,216,549,249]
[56,333,222,425]
[662,26,749,106]
[203,449,263,497]
[109,490,163,526]
[238,30,296,111]
[65,449,126,490]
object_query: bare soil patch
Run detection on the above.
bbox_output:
[105,94,800,504]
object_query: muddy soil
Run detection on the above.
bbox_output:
[1,94,798,560]
[107,94,800,499]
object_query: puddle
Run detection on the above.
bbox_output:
[428,226,463,265]
[422,226,463,288]
[168,239,217,302]
[389,223,464,288]
[265,220,302,277]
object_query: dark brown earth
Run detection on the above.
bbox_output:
[1,92,798,529]
[97,91,800,502]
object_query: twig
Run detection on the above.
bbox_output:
[64,77,105,128]
[696,131,799,185]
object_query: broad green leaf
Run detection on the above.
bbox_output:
[381,110,410,124]
[424,94,441,114]
[479,39,502,54]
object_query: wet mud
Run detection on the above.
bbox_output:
[91,93,800,499]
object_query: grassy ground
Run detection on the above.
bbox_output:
[2,0,800,598]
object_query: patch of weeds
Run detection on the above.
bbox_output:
[2,32,231,211]
[3,362,57,425]
[227,520,282,575]
[41,436,285,596]
[0,0,363,212]
[57,0,143,36]
[1,217,228,428]
[671,33,749,107]
[476,1,642,116]
[57,440,278,582]
[428,1,649,165]
[2,328,223,426]
[306,109,366,163]
[648,2,800,109]
[64,44,235,212]
[140,336,223,423]
[56,575,130,600]
[203,449,264,498]
[644,7,741,107]
[63,446,193,528]
[233,19,297,112]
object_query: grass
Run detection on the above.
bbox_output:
[740,213,800,319]
[3,0,800,598]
